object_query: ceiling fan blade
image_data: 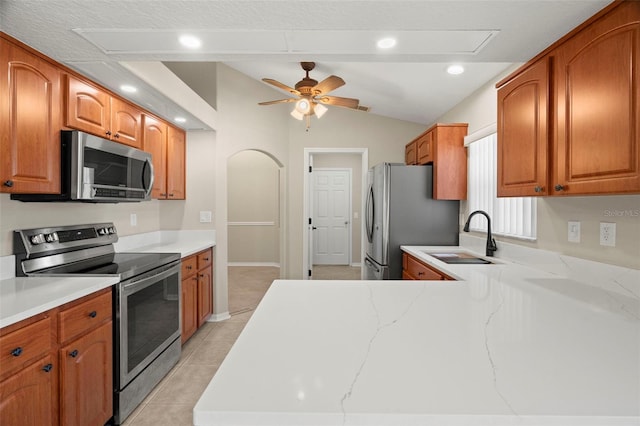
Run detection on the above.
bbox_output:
[317,95,360,109]
[258,98,298,106]
[262,78,301,96]
[312,75,345,95]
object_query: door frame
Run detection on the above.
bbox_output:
[303,148,368,280]
[312,167,353,266]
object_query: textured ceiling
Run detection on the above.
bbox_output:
[0,0,611,128]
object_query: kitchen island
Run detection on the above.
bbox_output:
[194,245,639,425]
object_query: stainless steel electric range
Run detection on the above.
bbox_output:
[14,223,182,425]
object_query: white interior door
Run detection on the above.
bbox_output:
[312,169,351,265]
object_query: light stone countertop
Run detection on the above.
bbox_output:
[0,230,216,329]
[193,242,639,426]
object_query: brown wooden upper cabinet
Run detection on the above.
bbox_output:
[405,140,417,165]
[167,126,186,200]
[66,75,143,149]
[143,115,168,199]
[143,115,186,200]
[405,123,468,200]
[0,34,62,194]
[497,0,640,197]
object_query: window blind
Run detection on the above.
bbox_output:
[467,132,537,240]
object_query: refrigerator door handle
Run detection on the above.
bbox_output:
[364,257,380,273]
[365,185,374,243]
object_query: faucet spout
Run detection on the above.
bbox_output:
[463,210,498,257]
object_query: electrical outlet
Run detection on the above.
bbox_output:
[599,222,616,247]
[568,221,581,243]
[130,213,137,227]
[199,211,212,223]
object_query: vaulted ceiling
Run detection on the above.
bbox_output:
[1,1,611,129]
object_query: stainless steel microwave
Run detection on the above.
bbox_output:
[11,130,154,203]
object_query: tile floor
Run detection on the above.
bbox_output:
[122,265,360,425]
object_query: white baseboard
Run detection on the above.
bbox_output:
[208,311,231,322]
[350,262,362,267]
[228,262,281,268]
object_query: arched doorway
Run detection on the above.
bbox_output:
[226,149,284,314]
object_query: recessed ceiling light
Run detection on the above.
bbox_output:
[447,64,465,75]
[174,117,187,123]
[377,37,397,49]
[120,85,137,93]
[179,34,201,49]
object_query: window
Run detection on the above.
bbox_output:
[466,128,537,240]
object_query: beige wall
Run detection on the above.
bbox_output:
[312,153,363,264]
[436,67,640,270]
[227,150,280,264]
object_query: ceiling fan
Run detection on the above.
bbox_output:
[259,62,369,129]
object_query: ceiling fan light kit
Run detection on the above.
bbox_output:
[259,61,368,129]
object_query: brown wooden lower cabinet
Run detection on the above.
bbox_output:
[402,252,454,281]
[0,288,112,426]
[181,247,215,344]
[0,354,57,426]
[59,321,112,426]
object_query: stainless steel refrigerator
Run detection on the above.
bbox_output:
[364,163,459,279]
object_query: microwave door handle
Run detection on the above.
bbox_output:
[143,158,154,197]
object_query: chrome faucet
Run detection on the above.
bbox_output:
[463,210,498,257]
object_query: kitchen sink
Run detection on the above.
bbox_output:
[425,252,494,265]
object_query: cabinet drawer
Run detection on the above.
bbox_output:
[182,255,198,278]
[405,255,444,280]
[59,292,112,344]
[197,249,213,269]
[0,317,52,377]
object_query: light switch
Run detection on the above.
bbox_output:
[200,211,213,223]
[568,221,580,243]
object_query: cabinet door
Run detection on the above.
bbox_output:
[181,276,198,344]
[60,321,112,426]
[553,2,640,195]
[405,141,417,165]
[0,39,61,194]
[417,131,433,164]
[497,58,549,197]
[197,266,213,327]
[111,98,142,148]
[143,115,168,199]
[65,75,111,139]
[167,126,186,199]
[0,355,57,426]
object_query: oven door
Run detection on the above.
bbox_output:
[117,260,181,387]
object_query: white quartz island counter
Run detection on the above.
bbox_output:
[194,247,639,425]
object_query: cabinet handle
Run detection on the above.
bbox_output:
[114,133,120,138]
[160,193,167,197]
[105,130,112,136]
[3,180,13,187]
[186,265,192,270]
[11,347,23,357]
[198,273,204,278]
[204,257,209,261]
[417,272,424,276]
[69,350,79,358]
[534,186,544,193]
[554,184,565,191]
[88,310,97,318]
[168,193,174,197]
[42,364,53,373]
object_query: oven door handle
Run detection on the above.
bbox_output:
[122,261,180,296]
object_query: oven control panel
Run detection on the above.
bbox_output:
[14,223,118,254]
